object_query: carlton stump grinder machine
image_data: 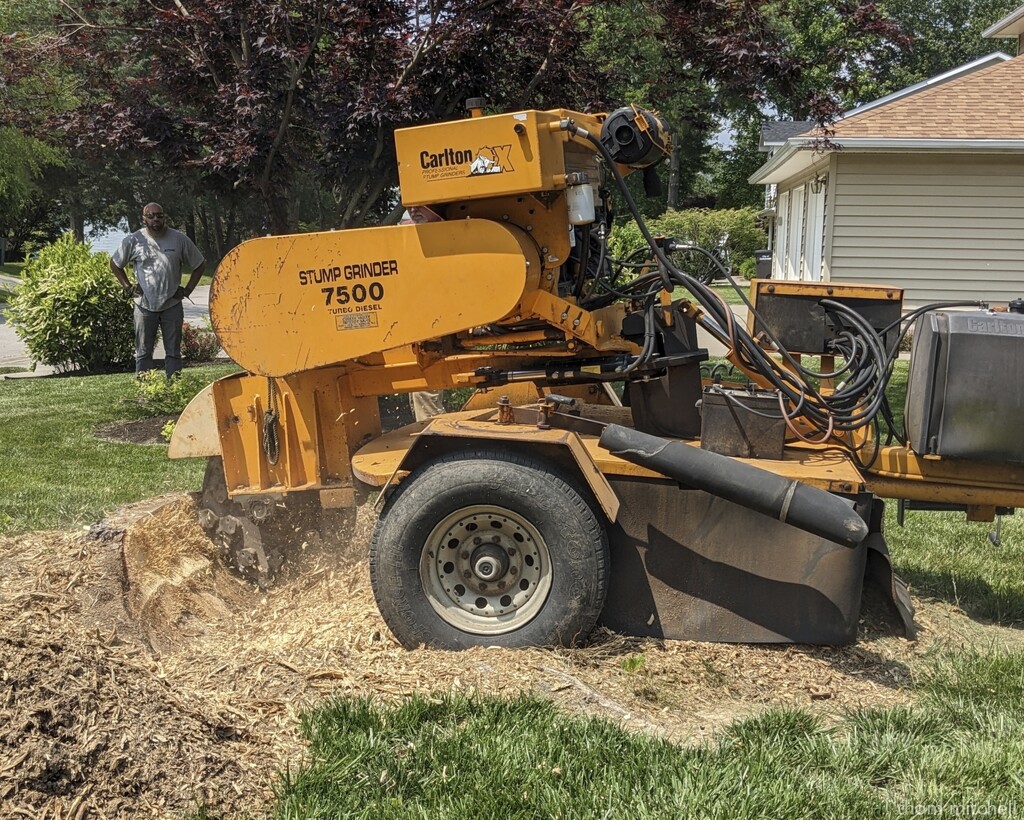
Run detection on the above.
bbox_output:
[168,100,1024,649]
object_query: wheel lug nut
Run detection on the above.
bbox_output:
[473,536,482,545]
[497,581,506,589]
[510,567,518,576]
[507,547,516,556]
[491,535,501,543]
[463,570,472,579]
[461,551,469,559]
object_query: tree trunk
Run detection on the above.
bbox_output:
[184,209,198,244]
[667,143,681,210]
[68,190,86,243]
[262,184,292,235]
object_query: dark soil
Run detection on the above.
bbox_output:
[94,416,177,446]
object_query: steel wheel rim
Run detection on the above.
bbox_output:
[419,504,552,635]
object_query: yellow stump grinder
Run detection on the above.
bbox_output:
[169,100,1024,648]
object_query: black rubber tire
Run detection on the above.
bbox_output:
[369,450,609,649]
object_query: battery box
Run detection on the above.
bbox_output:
[700,387,786,460]
[905,309,1024,463]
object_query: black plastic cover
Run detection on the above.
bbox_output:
[599,107,671,168]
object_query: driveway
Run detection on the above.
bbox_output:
[0,278,211,375]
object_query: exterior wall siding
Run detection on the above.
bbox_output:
[827,154,1024,308]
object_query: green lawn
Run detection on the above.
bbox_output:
[277,649,1024,819]
[0,261,27,279]
[710,280,752,305]
[672,281,751,306]
[0,363,236,534]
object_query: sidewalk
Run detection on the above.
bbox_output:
[0,281,212,378]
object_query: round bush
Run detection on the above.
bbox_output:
[181,321,220,362]
[6,234,134,373]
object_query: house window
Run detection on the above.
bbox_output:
[773,191,789,279]
[804,182,826,282]
[787,186,805,280]
[775,177,826,281]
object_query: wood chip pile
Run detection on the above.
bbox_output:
[0,494,1013,817]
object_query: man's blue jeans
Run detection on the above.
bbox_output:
[134,301,183,377]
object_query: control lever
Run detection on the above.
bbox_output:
[538,394,579,429]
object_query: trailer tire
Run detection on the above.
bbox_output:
[370,450,609,649]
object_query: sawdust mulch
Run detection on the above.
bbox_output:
[1,495,1018,818]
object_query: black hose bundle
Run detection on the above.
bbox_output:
[561,117,984,457]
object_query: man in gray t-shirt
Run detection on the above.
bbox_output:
[110,202,206,377]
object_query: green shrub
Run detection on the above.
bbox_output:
[6,234,133,373]
[608,207,767,283]
[738,256,758,280]
[133,369,209,416]
[181,320,220,362]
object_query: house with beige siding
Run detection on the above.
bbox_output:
[750,53,1024,308]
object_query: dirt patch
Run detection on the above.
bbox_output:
[1,497,1021,817]
[95,416,177,446]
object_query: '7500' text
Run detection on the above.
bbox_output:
[322,282,384,306]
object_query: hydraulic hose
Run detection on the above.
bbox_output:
[599,424,869,548]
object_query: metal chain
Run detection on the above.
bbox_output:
[262,377,280,465]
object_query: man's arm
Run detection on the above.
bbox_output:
[182,261,206,297]
[109,258,134,294]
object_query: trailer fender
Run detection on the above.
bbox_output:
[361,423,620,524]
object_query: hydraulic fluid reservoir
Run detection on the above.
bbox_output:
[566,172,595,225]
[905,308,1024,463]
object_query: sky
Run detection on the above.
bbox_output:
[87,221,129,255]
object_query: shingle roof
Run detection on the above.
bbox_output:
[759,121,816,150]
[825,53,1024,139]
